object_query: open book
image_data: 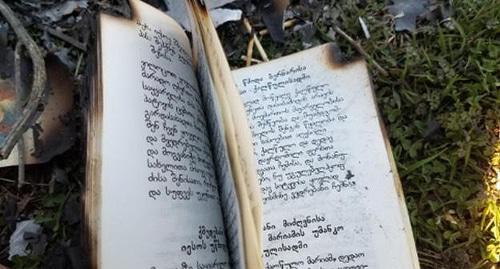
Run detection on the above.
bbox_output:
[84,0,420,268]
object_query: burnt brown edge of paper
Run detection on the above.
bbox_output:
[373,91,421,267]
[83,13,103,269]
[187,0,209,19]
[325,42,419,266]
[323,42,364,70]
[83,2,147,267]
[83,1,181,267]
[363,63,421,267]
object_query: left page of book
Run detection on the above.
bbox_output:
[86,0,230,268]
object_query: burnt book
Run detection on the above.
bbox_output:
[84,1,420,268]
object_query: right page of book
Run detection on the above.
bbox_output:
[232,43,420,269]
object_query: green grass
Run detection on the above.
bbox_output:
[365,2,498,267]
[316,0,499,267]
[223,0,499,267]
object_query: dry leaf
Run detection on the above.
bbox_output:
[387,0,428,32]
[0,54,76,167]
[9,220,47,260]
[39,1,89,22]
[258,0,290,42]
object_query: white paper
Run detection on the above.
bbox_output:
[97,1,229,268]
[232,44,420,269]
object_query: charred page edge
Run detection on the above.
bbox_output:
[84,13,104,269]
[363,65,421,268]
[322,42,365,69]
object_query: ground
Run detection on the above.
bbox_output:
[0,0,498,268]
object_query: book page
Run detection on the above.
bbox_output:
[232,44,420,269]
[186,1,264,268]
[91,1,229,268]
[189,9,245,269]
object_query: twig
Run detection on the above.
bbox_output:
[0,177,15,184]
[42,26,87,51]
[259,19,297,36]
[74,52,84,77]
[242,18,269,62]
[241,55,263,64]
[0,0,47,159]
[246,36,255,66]
[417,250,442,259]
[15,42,25,188]
[332,25,388,76]
[0,177,48,186]
[358,17,370,39]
